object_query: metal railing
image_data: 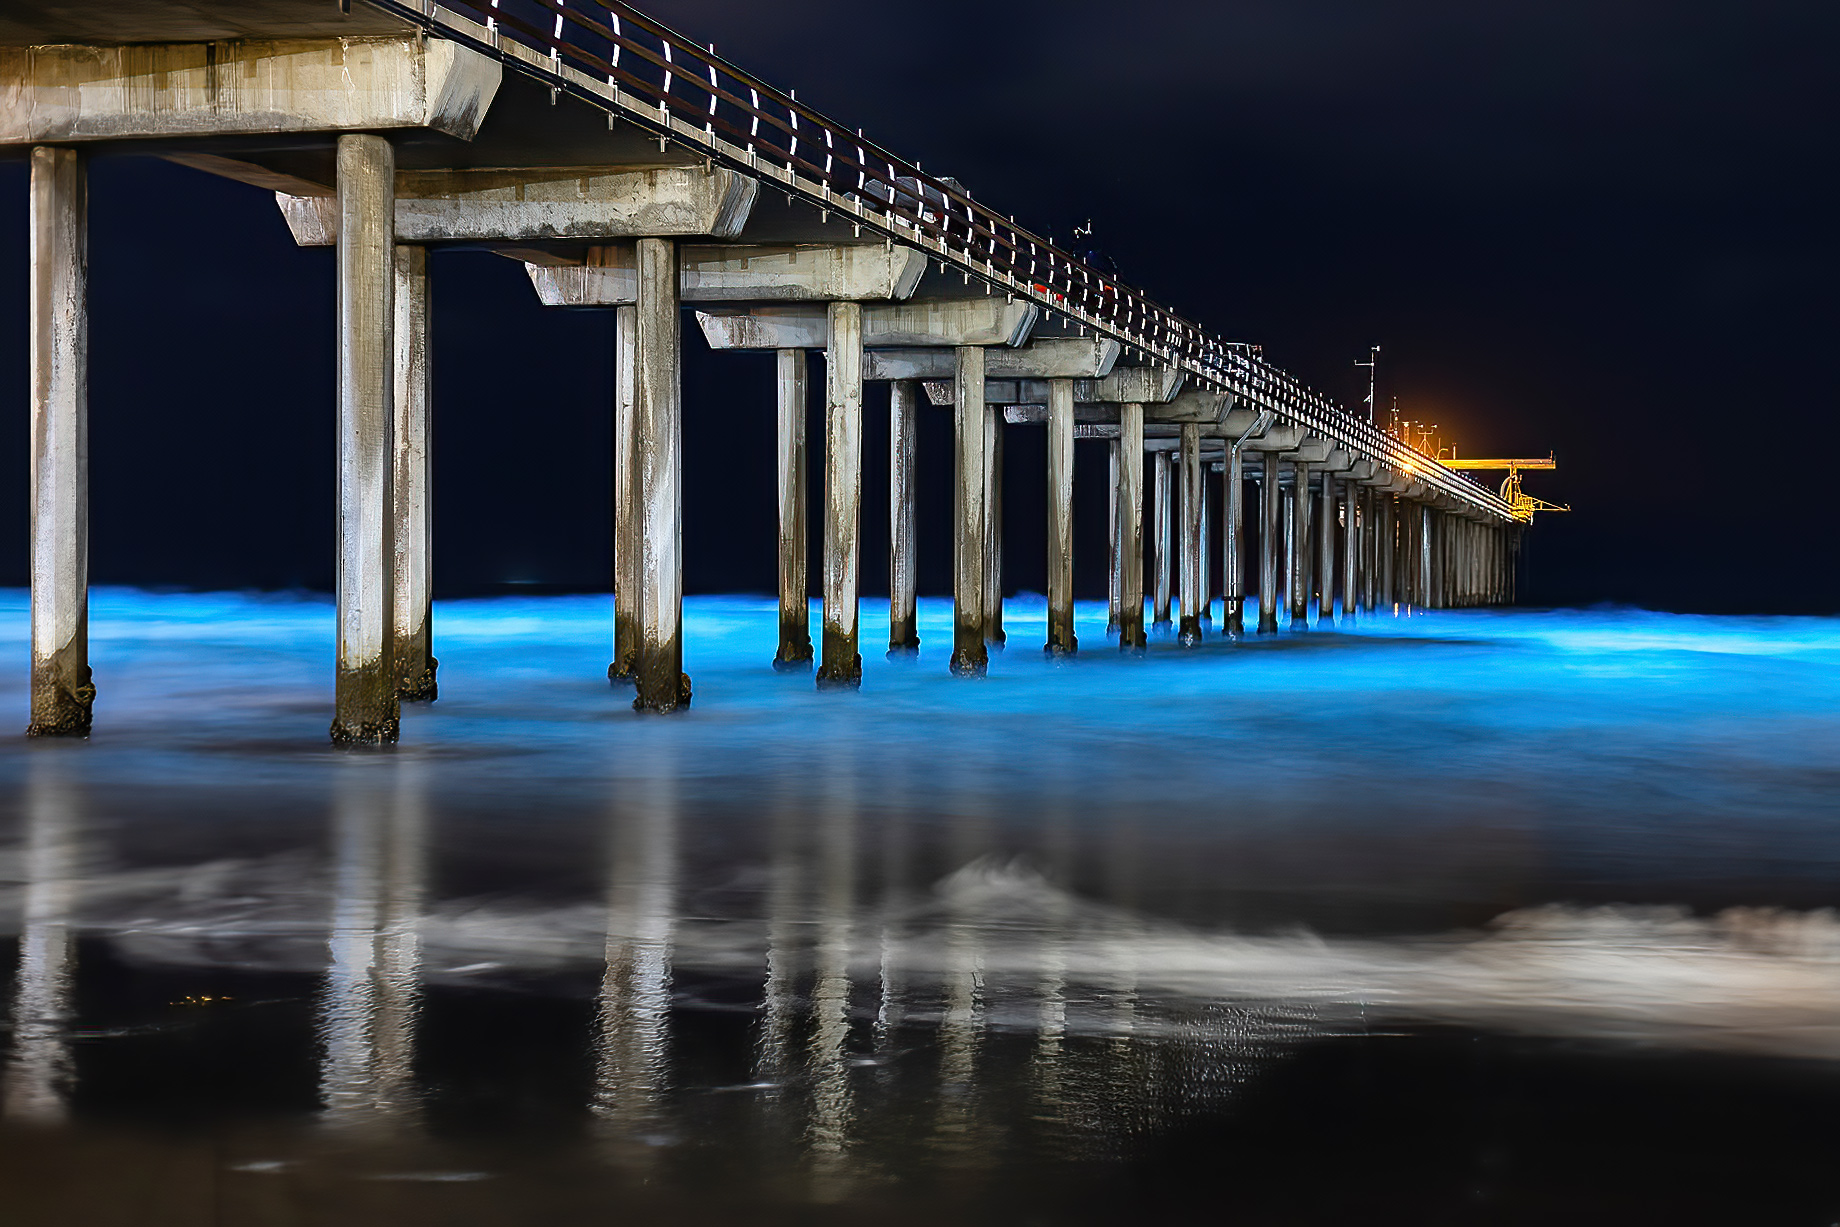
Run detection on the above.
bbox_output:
[366,0,1514,521]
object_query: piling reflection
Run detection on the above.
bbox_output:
[3,751,80,1124]
[317,754,427,1129]
[591,757,678,1159]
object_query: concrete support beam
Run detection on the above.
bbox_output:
[1341,477,1359,626]
[1046,378,1076,655]
[1224,444,1246,638]
[528,241,924,305]
[634,238,687,712]
[817,302,863,689]
[1289,461,1311,629]
[611,305,639,682]
[864,337,1119,381]
[950,346,989,676]
[1117,404,1147,651]
[1177,422,1203,645]
[772,349,812,670]
[1258,452,1281,634]
[983,405,1005,647]
[1107,441,1121,635]
[1152,450,1173,629]
[281,165,758,246]
[391,244,435,702]
[26,146,91,738]
[1316,468,1335,626]
[698,298,1036,351]
[888,380,920,654]
[1,36,500,144]
[331,134,398,746]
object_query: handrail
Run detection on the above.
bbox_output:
[364,0,1516,521]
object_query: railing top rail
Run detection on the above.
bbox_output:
[366,0,1515,521]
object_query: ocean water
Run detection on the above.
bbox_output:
[2,589,1838,1224]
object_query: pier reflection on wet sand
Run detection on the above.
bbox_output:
[2,594,1840,1222]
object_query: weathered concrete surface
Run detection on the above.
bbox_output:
[773,349,812,671]
[1117,404,1147,650]
[529,242,924,305]
[1,36,498,143]
[331,133,398,747]
[923,365,1182,411]
[633,238,688,713]
[1341,477,1360,625]
[1152,450,1173,628]
[864,337,1119,381]
[1045,378,1076,655]
[0,1,412,44]
[611,304,639,683]
[1178,423,1203,645]
[1107,441,1121,634]
[697,298,1036,350]
[391,244,435,702]
[27,146,91,738]
[1223,445,1245,637]
[817,302,863,689]
[1289,461,1312,629]
[1317,469,1336,626]
[280,165,756,245]
[1258,452,1281,634]
[950,346,988,677]
[983,405,1005,647]
[888,381,920,653]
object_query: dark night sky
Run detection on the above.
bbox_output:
[0,0,1833,611]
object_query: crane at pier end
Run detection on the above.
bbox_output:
[1442,456,1570,522]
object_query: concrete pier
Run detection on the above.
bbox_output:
[1045,378,1077,654]
[1177,424,1202,645]
[1289,461,1311,629]
[26,146,92,738]
[1381,495,1397,611]
[634,237,688,712]
[817,302,863,689]
[888,380,920,654]
[391,244,436,701]
[983,407,1006,648]
[1258,452,1280,634]
[612,305,640,682]
[1340,477,1359,626]
[1224,445,1245,637]
[331,133,399,746]
[1316,469,1335,626]
[1107,441,1122,635]
[950,346,988,676]
[1199,475,1212,628]
[773,348,813,670]
[1152,450,1174,630]
[1117,404,1147,650]
[1418,504,1434,611]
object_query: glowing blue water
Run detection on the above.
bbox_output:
[1,587,1835,925]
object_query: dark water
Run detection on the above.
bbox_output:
[3,590,1839,1225]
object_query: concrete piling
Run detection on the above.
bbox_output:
[391,244,436,702]
[950,345,988,676]
[1152,450,1173,629]
[1418,504,1434,612]
[1316,469,1334,626]
[887,380,920,654]
[331,133,399,746]
[1199,473,1212,627]
[1117,403,1147,650]
[1289,461,1311,629]
[611,305,640,682]
[772,348,813,670]
[983,405,1005,648]
[1177,423,1202,645]
[1224,444,1246,637]
[1340,477,1359,626]
[26,146,91,738]
[817,301,863,689]
[1107,441,1121,635]
[633,237,688,712]
[1045,378,1076,654]
[1257,452,1280,634]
